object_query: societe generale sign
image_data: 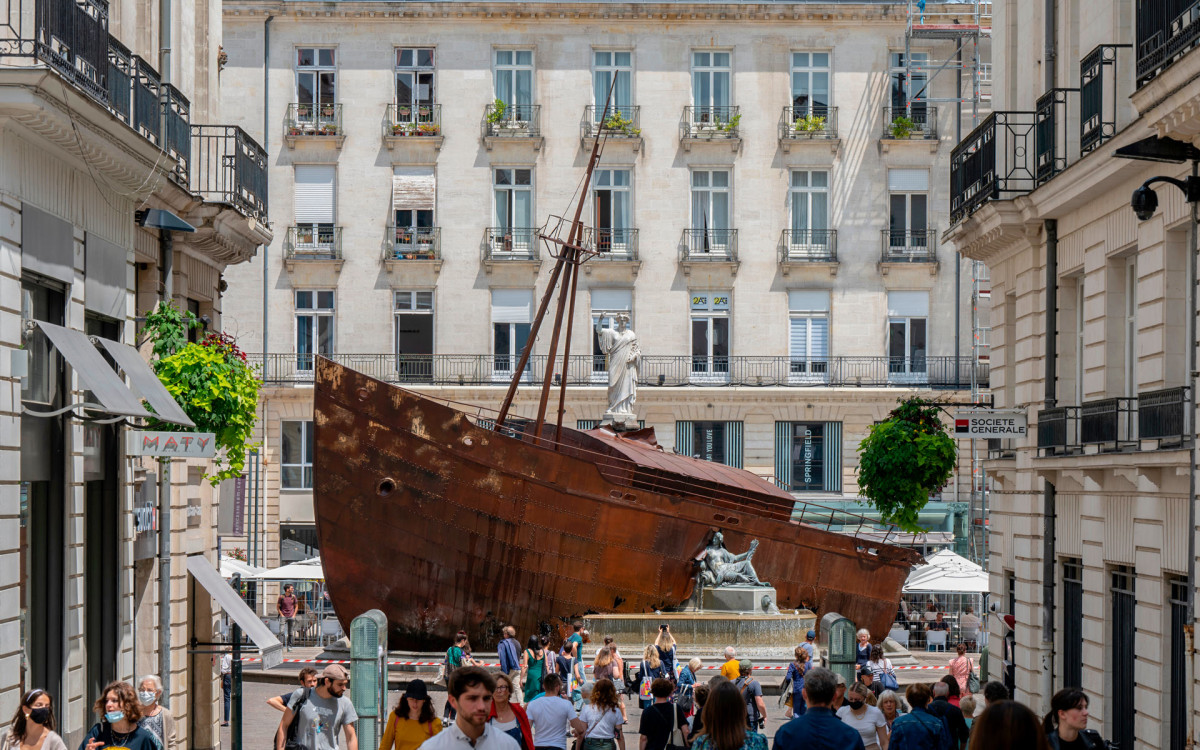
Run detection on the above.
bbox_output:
[126,430,218,457]
[953,411,1027,438]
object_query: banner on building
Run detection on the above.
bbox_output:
[133,473,158,561]
[953,410,1027,438]
[126,430,217,457]
[217,475,246,536]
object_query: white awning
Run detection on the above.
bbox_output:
[187,555,283,668]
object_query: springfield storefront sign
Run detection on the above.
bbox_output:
[126,430,218,457]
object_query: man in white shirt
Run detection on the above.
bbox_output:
[419,667,520,750]
[524,674,585,750]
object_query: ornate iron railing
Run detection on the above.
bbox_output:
[1137,0,1200,88]
[681,106,741,140]
[780,229,837,262]
[1138,386,1190,442]
[1080,397,1138,449]
[586,227,639,259]
[163,83,190,185]
[779,105,838,140]
[105,38,133,123]
[285,226,342,261]
[483,227,539,261]
[30,0,110,102]
[385,102,440,138]
[950,111,1037,224]
[680,229,738,261]
[482,103,541,139]
[285,102,342,138]
[881,230,937,262]
[190,124,269,221]
[1037,406,1079,456]
[1035,88,1075,186]
[582,105,641,140]
[882,105,938,140]
[386,226,440,260]
[1080,45,1130,154]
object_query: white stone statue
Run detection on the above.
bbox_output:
[595,312,640,429]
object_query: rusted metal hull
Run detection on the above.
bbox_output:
[314,358,920,650]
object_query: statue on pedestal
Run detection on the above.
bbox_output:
[697,531,770,587]
[594,312,640,430]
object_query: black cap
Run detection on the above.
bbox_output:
[403,679,429,701]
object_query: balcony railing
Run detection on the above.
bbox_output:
[482,103,541,139]
[251,353,986,390]
[385,102,441,138]
[882,105,938,140]
[1080,45,1130,154]
[779,229,837,262]
[190,124,269,221]
[1137,0,1200,88]
[1035,88,1075,186]
[1138,386,1191,443]
[881,230,937,262]
[285,103,343,138]
[681,106,741,141]
[132,54,161,145]
[950,111,1037,224]
[285,226,342,261]
[1037,406,1079,456]
[386,226,441,260]
[582,105,642,140]
[779,105,838,140]
[586,228,639,259]
[483,227,539,261]
[680,229,738,261]
[163,83,190,185]
[1080,397,1138,450]
[29,0,110,103]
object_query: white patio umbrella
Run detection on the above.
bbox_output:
[250,556,325,581]
[219,555,265,580]
[904,549,989,594]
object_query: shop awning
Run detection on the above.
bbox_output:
[187,555,283,669]
[31,322,193,427]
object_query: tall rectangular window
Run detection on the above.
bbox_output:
[1110,567,1135,750]
[1169,578,1188,750]
[789,291,829,378]
[888,169,929,254]
[775,421,842,492]
[1075,279,1086,404]
[394,291,434,381]
[280,420,315,490]
[690,292,730,379]
[493,168,534,253]
[1124,255,1137,398]
[593,169,632,255]
[591,289,632,376]
[295,290,334,372]
[492,289,533,379]
[495,50,534,110]
[791,52,830,117]
[1061,559,1083,690]
[392,167,435,257]
[788,170,830,256]
[676,421,742,468]
[395,48,435,122]
[593,51,632,118]
[691,170,731,254]
[296,47,336,124]
[294,165,336,254]
[887,291,928,379]
[691,51,731,121]
[890,51,928,116]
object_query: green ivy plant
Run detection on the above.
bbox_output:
[890,115,917,139]
[486,98,508,125]
[601,110,641,137]
[794,114,827,133]
[139,302,261,484]
[719,112,742,133]
[856,397,957,533]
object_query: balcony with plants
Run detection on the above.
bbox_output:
[384,103,442,149]
[284,102,343,147]
[778,106,839,153]
[284,225,343,272]
[880,105,938,152]
[581,105,642,151]
[482,101,543,150]
[680,106,741,151]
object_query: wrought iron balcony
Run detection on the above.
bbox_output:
[1035,88,1075,186]
[1080,397,1138,450]
[779,106,838,143]
[482,103,542,142]
[881,106,938,140]
[251,353,986,390]
[1138,386,1191,443]
[386,226,441,261]
[483,227,540,261]
[1137,1,1200,88]
[681,106,741,148]
[1037,406,1079,456]
[779,230,837,263]
[284,103,343,144]
[950,111,1037,225]
[385,103,442,145]
[191,125,269,221]
[163,84,191,185]
[1080,45,1130,154]
[586,228,639,260]
[581,106,642,145]
[881,230,937,263]
[285,226,342,262]
[680,229,738,262]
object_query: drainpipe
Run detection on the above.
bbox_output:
[160,0,171,83]
[262,15,272,384]
[1186,161,1197,750]
[1044,0,1056,91]
[955,42,962,391]
[1042,218,1058,706]
[158,231,173,709]
[1045,220,1058,407]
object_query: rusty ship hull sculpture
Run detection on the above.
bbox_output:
[314,357,922,650]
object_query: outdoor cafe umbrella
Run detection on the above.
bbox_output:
[219,555,265,580]
[249,556,325,581]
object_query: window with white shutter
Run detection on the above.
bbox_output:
[492,289,533,379]
[887,291,928,379]
[294,165,336,253]
[393,167,436,255]
[788,291,830,378]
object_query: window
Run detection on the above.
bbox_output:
[791,52,830,117]
[594,169,632,254]
[495,50,534,114]
[676,421,743,468]
[294,165,336,255]
[492,289,533,379]
[691,170,731,254]
[394,291,434,381]
[280,420,314,489]
[1169,578,1188,750]
[591,289,633,376]
[887,169,929,254]
[691,51,731,121]
[788,291,829,378]
[775,421,842,492]
[392,167,435,257]
[295,290,334,372]
[1075,278,1085,404]
[593,51,632,118]
[890,51,928,116]
[186,298,202,343]
[788,170,830,256]
[1110,567,1135,750]
[1123,255,1137,398]
[690,292,730,379]
[1061,559,1083,691]
[887,291,928,378]
[296,47,336,123]
[493,168,534,253]
[395,48,435,123]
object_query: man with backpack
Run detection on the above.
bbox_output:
[734,660,767,733]
[274,664,358,750]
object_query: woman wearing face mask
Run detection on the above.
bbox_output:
[79,681,159,750]
[835,683,888,750]
[135,676,176,750]
[4,689,67,750]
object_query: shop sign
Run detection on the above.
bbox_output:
[126,431,217,457]
[953,411,1028,438]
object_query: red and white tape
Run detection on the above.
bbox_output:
[238,657,947,671]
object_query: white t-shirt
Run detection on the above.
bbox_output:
[578,705,623,739]
[836,705,886,748]
[525,695,578,750]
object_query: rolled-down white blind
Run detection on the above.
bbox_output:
[393,167,436,211]
[887,290,929,317]
[788,290,830,312]
[887,168,929,192]
[294,165,335,223]
[491,289,534,323]
[591,288,632,312]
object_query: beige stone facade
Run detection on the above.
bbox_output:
[945,2,1199,748]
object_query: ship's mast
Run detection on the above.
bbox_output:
[494,77,618,445]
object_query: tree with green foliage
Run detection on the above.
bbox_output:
[139,302,261,484]
[856,397,957,533]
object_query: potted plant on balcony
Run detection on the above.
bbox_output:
[418,104,431,118]
[397,104,412,120]
[601,111,641,137]
[418,123,440,136]
[321,103,336,119]
[718,112,741,135]
[320,123,339,136]
[486,99,507,132]
[890,115,917,139]
[793,113,826,136]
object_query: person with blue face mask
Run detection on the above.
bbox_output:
[135,676,176,750]
[79,681,161,750]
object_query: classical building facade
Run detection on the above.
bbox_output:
[218,1,991,597]
[946,2,1198,748]
[0,0,270,743]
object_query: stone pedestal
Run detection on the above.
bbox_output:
[701,586,778,614]
[583,609,816,660]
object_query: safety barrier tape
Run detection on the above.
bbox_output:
[237,657,948,671]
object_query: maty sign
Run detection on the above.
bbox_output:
[953,411,1027,438]
[126,430,217,457]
